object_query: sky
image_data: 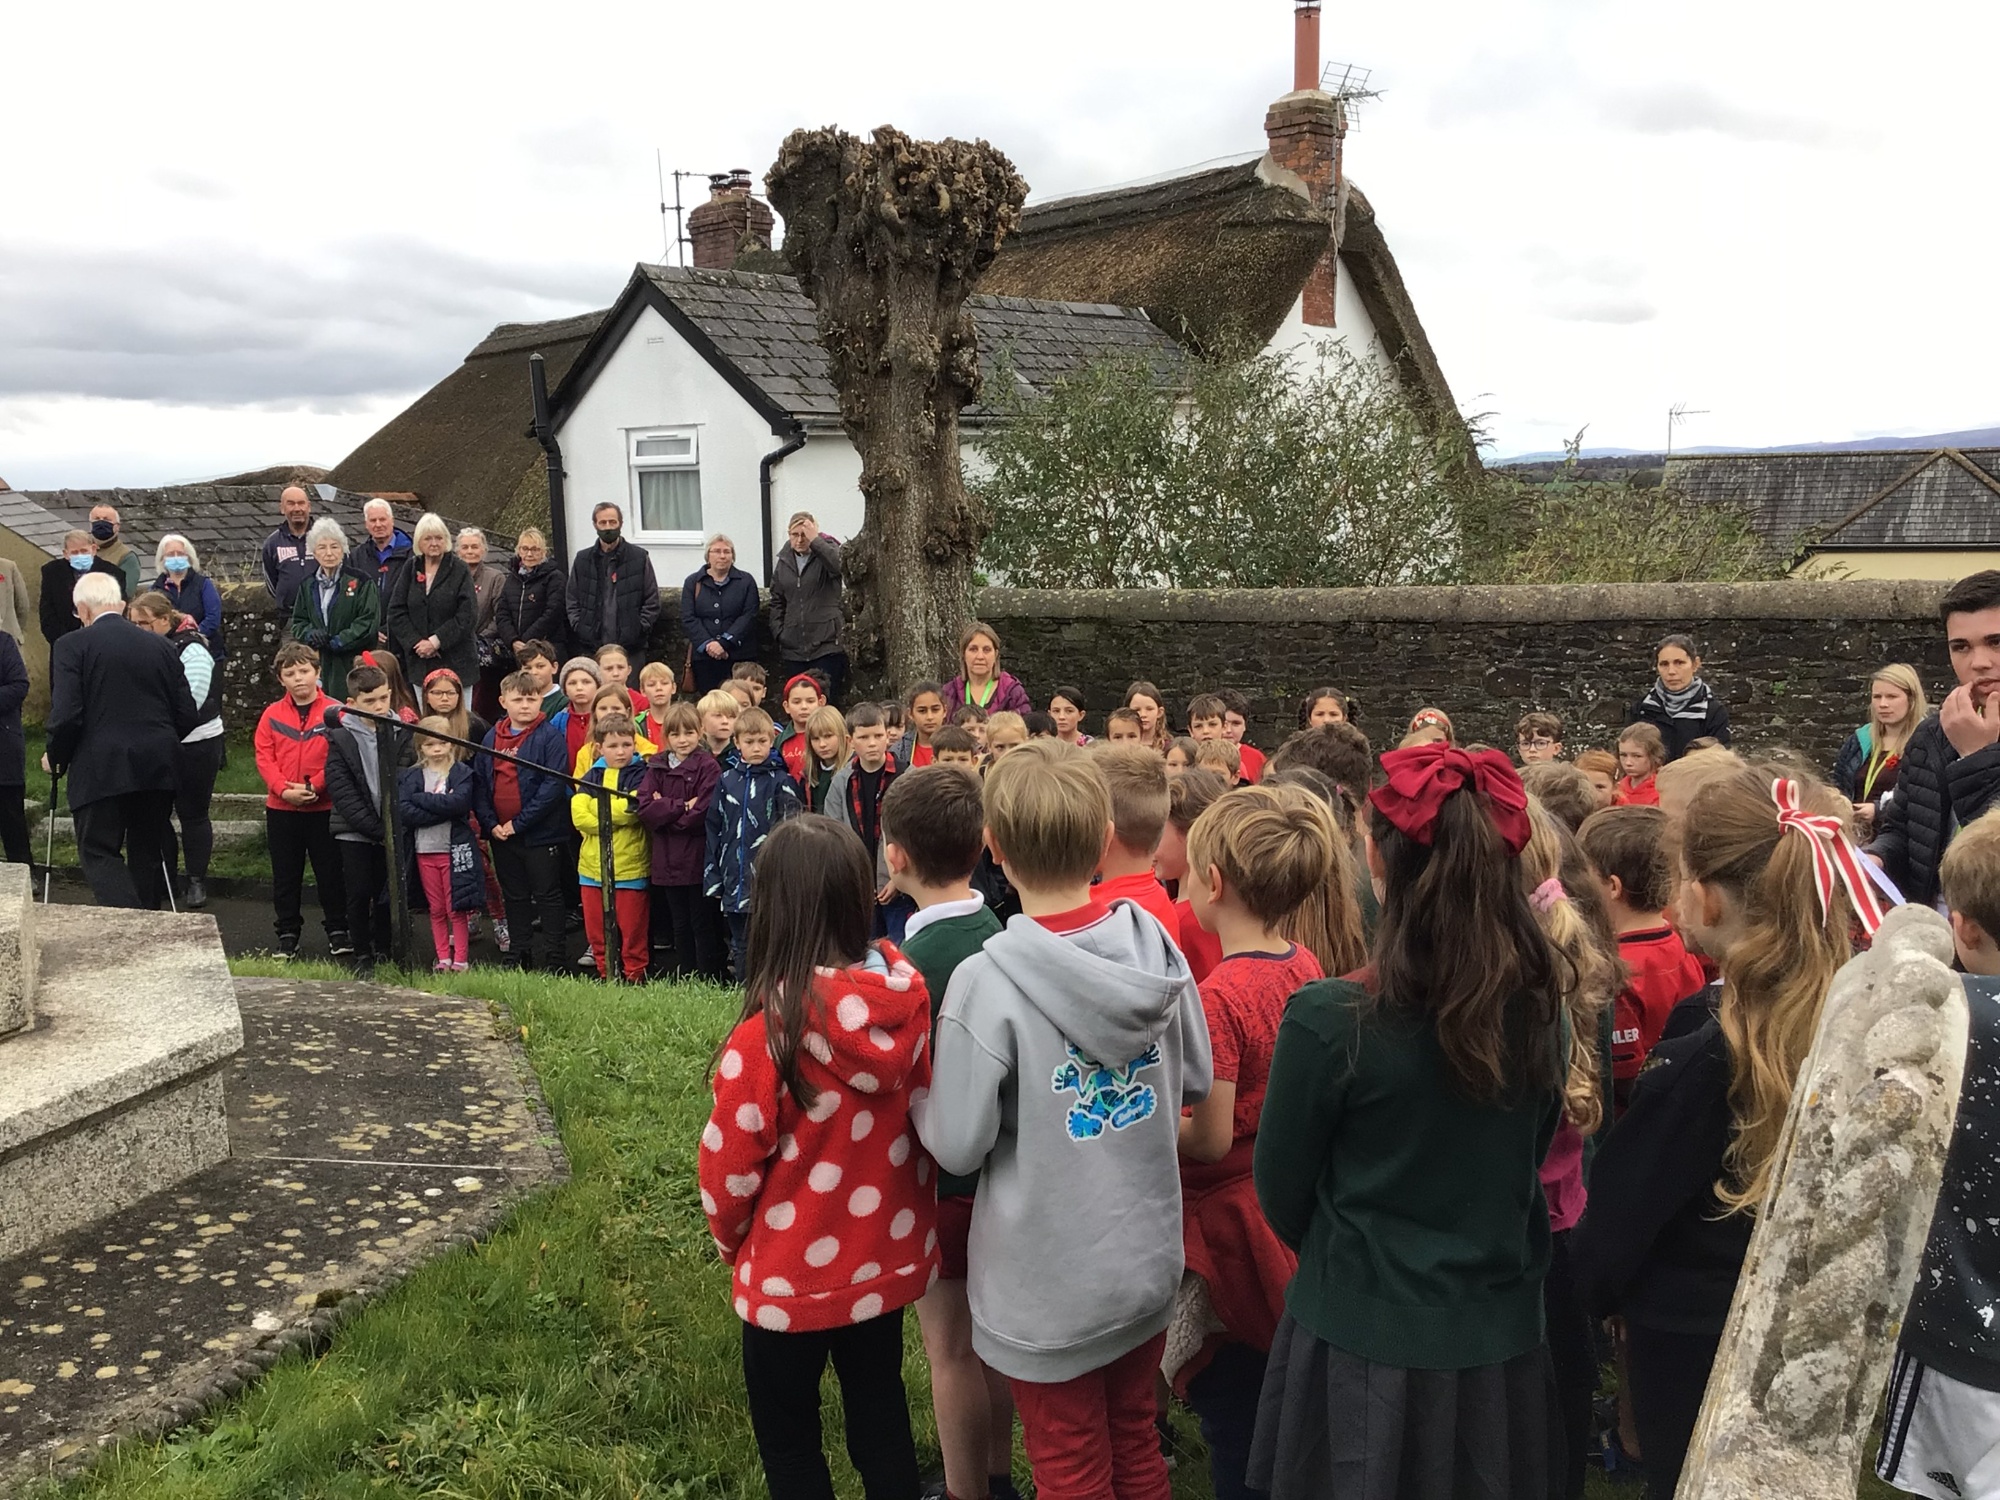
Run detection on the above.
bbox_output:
[5,0,1996,487]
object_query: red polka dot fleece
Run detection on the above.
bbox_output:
[699,942,942,1333]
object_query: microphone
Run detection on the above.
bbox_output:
[322,706,344,730]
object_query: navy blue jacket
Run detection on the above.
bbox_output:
[704,755,802,913]
[262,524,317,610]
[680,567,761,663]
[473,717,571,848]
[398,761,486,913]
[156,570,226,659]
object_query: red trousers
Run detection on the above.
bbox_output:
[1007,1330,1170,1500]
[581,885,649,981]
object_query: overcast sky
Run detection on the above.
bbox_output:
[6,0,1994,487]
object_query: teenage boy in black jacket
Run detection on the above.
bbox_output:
[322,664,412,975]
[1879,813,2000,1497]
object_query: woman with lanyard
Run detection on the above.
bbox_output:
[1832,663,1928,839]
[941,620,1031,715]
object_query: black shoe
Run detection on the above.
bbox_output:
[276,934,300,961]
[182,876,208,910]
[351,957,376,981]
[328,931,356,958]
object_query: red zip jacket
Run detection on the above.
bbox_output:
[1611,923,1710,1109]
[700,944,940,1333]
[254,691,340,812]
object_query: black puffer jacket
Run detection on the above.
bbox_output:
[1869,714,2000,909]
[494,559,566,653]
[567,540,660,654]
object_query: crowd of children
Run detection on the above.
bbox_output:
[252,610,2000,1500]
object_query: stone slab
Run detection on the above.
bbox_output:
[43,819,264,849]
[0,978,565,1487]
[0,911,241,1260]
[0,863,34,1037]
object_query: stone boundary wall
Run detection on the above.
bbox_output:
[216,580,1955,767]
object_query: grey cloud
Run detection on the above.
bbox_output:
[1599,85,1835,146]
[0,238,618,408]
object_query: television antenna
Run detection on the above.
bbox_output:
[1666,401,1709,460]
[653,155,713,267]
[1320,61,1381,126]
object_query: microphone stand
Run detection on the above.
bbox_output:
[326,705,639,979]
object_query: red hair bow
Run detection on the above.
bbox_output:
[1369,743,1532,856]
[1771,778,1888,937]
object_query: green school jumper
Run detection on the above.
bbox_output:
[902,905,1004,1198]
[1253,976,1563,1370]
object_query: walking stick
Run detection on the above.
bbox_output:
[41,770,59,905]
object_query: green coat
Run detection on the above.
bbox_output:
[290,564,381,701]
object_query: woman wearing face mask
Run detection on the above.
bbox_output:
[39,530,126,646]
[153,534,225,660]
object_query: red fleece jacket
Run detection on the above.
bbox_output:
[700,943,941,1333]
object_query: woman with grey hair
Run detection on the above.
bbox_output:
[386,511,479,688]
[153,532,226,659]
[456,526,511,720]
[288,516,379,700]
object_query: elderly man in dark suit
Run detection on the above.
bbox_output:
[45,572,198,908]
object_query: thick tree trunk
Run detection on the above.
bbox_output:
[767,127,1026,692]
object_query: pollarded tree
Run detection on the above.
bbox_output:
[766,126,1027,689]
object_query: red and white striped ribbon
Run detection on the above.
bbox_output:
[1771,777,1889,938]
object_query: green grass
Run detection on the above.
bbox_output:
[23,728,270,808]
[33,958,1897,1500]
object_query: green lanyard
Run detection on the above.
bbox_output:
[966,678,997,709]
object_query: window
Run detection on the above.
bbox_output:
[629,428,702,537]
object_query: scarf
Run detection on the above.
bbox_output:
[1641,676,1713,721]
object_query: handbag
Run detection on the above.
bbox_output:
[680,579,701,693]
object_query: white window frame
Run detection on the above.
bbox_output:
[627,426,704,543]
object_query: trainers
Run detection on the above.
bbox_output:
[328,932,356,958]
[493,919,511,953]
[276,934,299,961]
[182,876,208,910]
[433,960,451,973]
[450,961,469,972]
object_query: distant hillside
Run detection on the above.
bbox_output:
[1496,424,2000,468]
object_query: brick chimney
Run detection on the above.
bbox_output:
[1265,1,1346,327]
[687,169,775,271]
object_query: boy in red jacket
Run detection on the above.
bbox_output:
[1579,805,1708,1113]
[254,641,349,959]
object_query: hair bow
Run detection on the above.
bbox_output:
[1369,743,1532,856]
[1770,778,1888,937]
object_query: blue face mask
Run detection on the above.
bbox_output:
[163,556,191,575]
[67,554,92,572]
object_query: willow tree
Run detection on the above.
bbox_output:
[766,126,1026,689]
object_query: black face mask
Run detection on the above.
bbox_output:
[89,521,116,542]
[597,528,621,547]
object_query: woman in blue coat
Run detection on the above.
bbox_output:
[154,535,226,660]
[680,534,761,694]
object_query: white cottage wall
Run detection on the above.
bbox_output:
[1265,254,1397,380]
[556,303,782,585]
[767,437,866,569]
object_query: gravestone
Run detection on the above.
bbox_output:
[0,880,240,1260]
[1679,904,1967,1498]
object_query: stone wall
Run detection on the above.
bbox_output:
[218,580,1955,767]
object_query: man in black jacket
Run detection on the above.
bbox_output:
[567,503,659,655]
[39,532,128,645]
[45,573,199,908]
[1871,571,2000,909]
[769,511,847,701]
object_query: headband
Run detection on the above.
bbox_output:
[1771,778,1888,938]
[1369,743,1532,856]
[423,667,462,689]
[784,672,823,701]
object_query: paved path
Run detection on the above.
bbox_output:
[0,979,567,1489]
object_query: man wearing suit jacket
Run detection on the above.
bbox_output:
[45,573,198,908]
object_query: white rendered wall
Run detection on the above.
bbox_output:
[768,436,866,565]
[1265,254,1398,383]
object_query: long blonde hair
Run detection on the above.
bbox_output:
[1682,768,1852,1213]
[1869,663,1928,761]
[1522,799,1617,1134]
[1261,780,1367,978]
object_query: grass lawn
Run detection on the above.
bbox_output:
[22,729,270,808]
[32,958,1899,1500]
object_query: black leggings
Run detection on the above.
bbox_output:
[1186,1339,1271,1500]
[740,1306,920,1500]
[1626,1322,1721,1500]
[659,882,727,980]
[1543,1231,1595,1500]
[165,734,226,881]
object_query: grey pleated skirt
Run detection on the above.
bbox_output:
[1247,1311,1561,1500]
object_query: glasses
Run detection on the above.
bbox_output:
[1518,735,1556,748]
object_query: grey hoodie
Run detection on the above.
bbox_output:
[912,900,1212,1383]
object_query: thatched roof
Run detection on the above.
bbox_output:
[550,265,1186,434]
[981,155,1457,419]
[330,309,605,537]
[207,463,332,486]
[1665,448,2000,553]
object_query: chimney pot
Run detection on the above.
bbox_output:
[1294,1,1321,93]
[688,172,777,270]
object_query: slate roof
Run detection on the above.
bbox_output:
[0,485,511,585]
[982,156,1458,421]
[1664,449,2000,552]
[549,265,1187,434]
[330,310,606,537]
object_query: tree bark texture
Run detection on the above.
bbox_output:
[766,126,1026,693]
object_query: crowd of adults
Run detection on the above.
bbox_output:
[10,487,852,912]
